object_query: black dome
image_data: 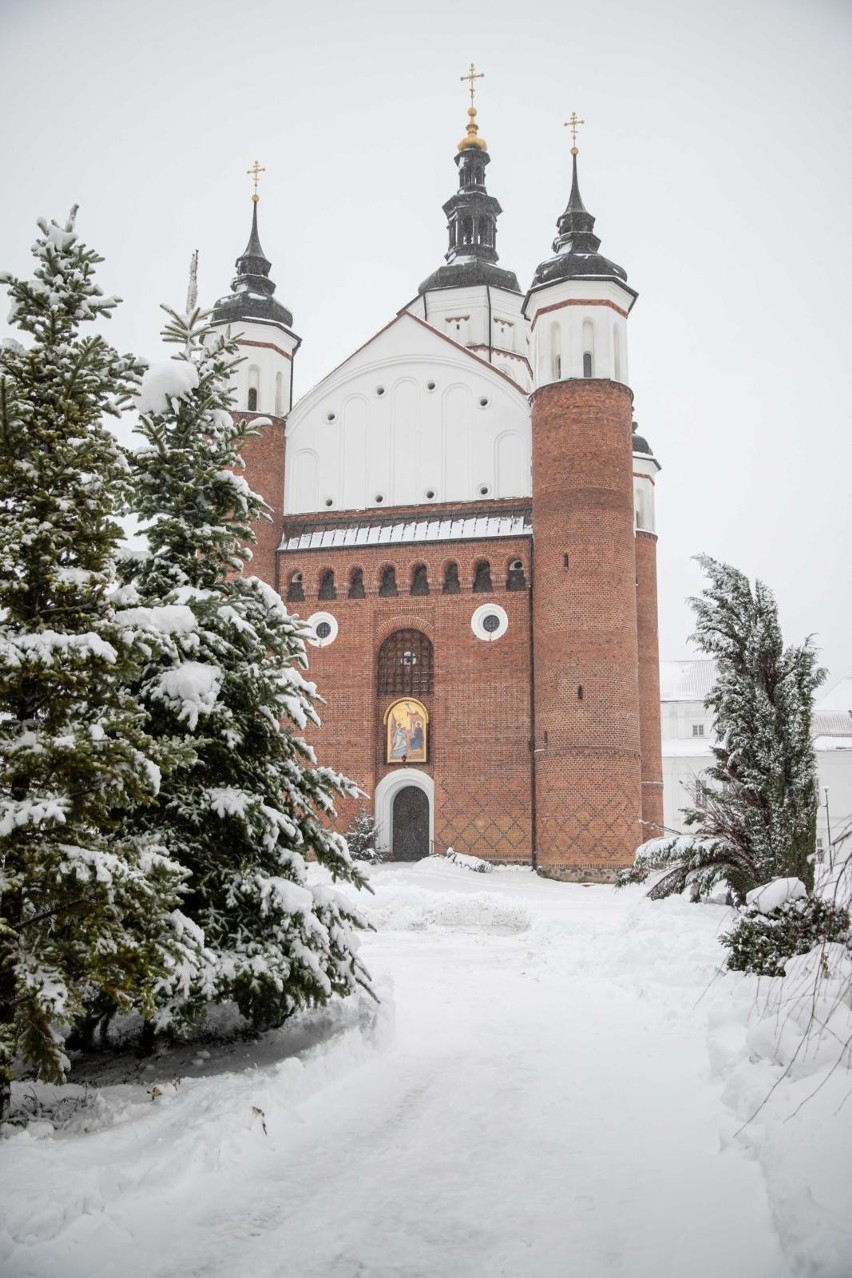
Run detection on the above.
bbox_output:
[419,258,520,294]
[211,201,295,332]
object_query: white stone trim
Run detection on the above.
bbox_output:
[305,611,338,648]
[374,768,435,858]
[471,602,509,642]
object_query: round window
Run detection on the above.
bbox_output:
[315,621,332,640]
[306,611,339,648]
[470,603,508,642]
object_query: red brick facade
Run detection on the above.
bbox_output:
[530,379,642,879]
[278,520,534,860]
[236,387,662,880]
[636,530,665,839]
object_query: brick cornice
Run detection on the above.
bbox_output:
[530,297,629,331]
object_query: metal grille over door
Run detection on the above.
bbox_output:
[392,786,430,860]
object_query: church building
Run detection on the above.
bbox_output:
[210,90,663,881]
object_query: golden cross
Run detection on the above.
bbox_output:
[564,112,586,149]
[460,62,484,106]
[246,159,266,202]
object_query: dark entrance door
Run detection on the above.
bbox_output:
[392,786,430,861]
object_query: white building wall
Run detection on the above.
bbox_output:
[218,318,298,416]
[408,285,533,391]
[525,278,635,390]
[633,453,659,533]
[285,314,530,515]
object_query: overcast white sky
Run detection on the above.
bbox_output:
[2,0,850,685]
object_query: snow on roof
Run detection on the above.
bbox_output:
[813,711,852,738]
[659,660,716,702]
[280,511,532,552]
[815,676,852,715]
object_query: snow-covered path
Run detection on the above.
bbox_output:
[2,862,850,1277]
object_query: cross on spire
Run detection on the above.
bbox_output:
[460,62,484,105]
[564,112,586,154]
[246,159,266,203]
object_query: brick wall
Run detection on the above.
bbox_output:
[530,378,642,878]
[234,411,286,591]
[280,534,534,861]
[636,530,664,838]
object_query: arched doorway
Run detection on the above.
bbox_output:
[374,769,434,862]
[392,786,430,861]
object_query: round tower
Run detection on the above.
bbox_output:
[211,177,300,588]
[632,424,664,840]
[523,140,646,879]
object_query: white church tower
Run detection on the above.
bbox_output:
[211,166,300,419]
[210,169,300,584]
[406,65,531,390]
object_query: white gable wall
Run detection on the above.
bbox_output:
[285,315,531,516]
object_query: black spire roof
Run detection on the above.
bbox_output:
[632,421,659,465]
[212,199,295,330]
[418,112,520,295]
[528,153,635,300]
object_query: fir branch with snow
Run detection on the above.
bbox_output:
[122,305,372,1031]
[619,555,825,902]
[0,211,208,1118]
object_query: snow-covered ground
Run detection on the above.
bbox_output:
[2,860,850,1278]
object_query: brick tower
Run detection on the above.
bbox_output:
[523,144,646,879]
[211,181,300,587]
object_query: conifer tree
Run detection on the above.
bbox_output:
[121,303,371,1030]
[0,211,204,1116]
[621,555,824,901]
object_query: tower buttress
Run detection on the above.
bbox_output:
[633,425,664,839]
[523,141,650,878]
[211,183,300,589]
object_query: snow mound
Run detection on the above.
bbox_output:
[745,877,808,913]
[445,847,492,873]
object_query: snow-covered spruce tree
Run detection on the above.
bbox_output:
[121,304,372,1031]
[0,211,205,1116]
[619,555,824,902]
[344,806,383,864]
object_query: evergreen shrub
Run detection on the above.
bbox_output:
[721,896,850,977]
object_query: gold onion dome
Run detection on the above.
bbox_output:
[458,106,487,151]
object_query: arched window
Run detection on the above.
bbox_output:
[275,371,285,416]
[582,320,594,378]
[411,564,429,596]
[348,567,365,599]
[443,562,460,594]
[379,566,398,598]
[550,322,561,381]
[286,571,304,603]
[378,629,433,696]
[247,364,260,411]
[473,560,492,593]
[318,569,336,601]
[613,325,623,383]
[506,558,526,591]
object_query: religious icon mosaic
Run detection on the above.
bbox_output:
[384,698,429,764]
